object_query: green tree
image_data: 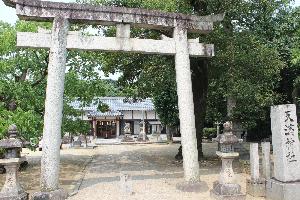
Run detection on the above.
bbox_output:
[78,0,288,159]
[0,20,49,143]
[0,20,121,145]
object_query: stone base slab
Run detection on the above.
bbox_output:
[31,189,68,200]
[266,178,300,200]
[176,181,205,193]
[210,181,246,200]
[0,192,28,200]
[246,179,266,197]
[136,134,149,142]
[121,134,134,142]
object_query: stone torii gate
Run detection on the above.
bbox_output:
[3,0,223,198]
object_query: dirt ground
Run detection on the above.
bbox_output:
[0,143,262,200]
[67,143,263,200]
[0,147,94,198]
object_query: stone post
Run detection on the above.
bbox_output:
[92,119,97,139]
[261,142,270,180]
[250,143,259,182]
[116,120,120,138]
[266,104,300,200]
[246,143,265,197]
[32,16,69,200]
[116,23,130,38]
[173,25,200,190]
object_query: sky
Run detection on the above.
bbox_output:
[0,0,77,25]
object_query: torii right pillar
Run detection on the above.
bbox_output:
[174,25,201,191]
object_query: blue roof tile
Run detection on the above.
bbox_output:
[69,97,155,117]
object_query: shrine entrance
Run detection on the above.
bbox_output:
[96,120,117,138]
[2,0,223,197]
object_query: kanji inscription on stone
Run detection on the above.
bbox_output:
[271,104,300,182]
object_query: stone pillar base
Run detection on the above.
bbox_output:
[176,181,206,193]
[136,133,149,142]
[121,134,134,142]
[31,189,68,200]
[266,178,300,200]
[246,179,265,197]
[210,181,246,200]
[0,192,28,200]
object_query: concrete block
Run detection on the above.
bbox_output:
[210,181,246,200]
[266,178,300,200]
[246,179,266,197]
[31,189,68,200]
[0,192,28,200]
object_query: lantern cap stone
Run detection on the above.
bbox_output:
[214,121,239,145]
[0,124,23,148]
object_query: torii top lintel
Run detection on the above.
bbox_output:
[3,0,224,33]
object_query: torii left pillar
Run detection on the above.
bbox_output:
[32,16,69,200]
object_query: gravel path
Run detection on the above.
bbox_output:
[68,143,263,200]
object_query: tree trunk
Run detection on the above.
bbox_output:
[166,126,173,143]
[175,58,209,160]
[191,58,209,160]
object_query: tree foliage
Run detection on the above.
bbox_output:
[0,20,121,142]
[79,0,292,134]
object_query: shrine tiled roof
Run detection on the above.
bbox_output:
[69,97,155,117]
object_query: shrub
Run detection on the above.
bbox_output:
[203,128,217,139]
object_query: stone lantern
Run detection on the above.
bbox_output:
[137,120,149,142]
[210,121,245,200]
[121,123,134,142]
[0,124,28,200]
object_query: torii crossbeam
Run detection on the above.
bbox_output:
[2,0,223,199]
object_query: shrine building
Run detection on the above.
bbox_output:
[70,97,162,139]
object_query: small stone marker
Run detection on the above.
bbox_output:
[266,104,300,200]
[120,173,134,197]
[261,142,270,179]
[246,143,265,197]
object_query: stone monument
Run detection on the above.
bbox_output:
[0,124,28,200]
[266,104,300,200]
[210,121,246,200]
[246,143,266,197]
